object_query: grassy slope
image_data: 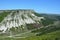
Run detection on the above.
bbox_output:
[0,30,60,40]
[0,11,10,22]
[24,30,60,40]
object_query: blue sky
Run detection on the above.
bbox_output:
[0,0,60,14]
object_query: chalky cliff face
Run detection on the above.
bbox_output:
[0,10,44,33]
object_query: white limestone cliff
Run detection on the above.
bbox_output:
[0,10,44,33]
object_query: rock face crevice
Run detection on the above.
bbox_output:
[0,10,44,33]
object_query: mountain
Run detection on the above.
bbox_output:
[0,10,44,35]
[0,10,60,40]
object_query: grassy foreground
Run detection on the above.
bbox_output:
[0,30,60,40]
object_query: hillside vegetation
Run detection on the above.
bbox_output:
[0,11,10,22]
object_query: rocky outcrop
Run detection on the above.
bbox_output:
[0,10,44,33]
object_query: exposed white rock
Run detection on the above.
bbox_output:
[0,10,44,33]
